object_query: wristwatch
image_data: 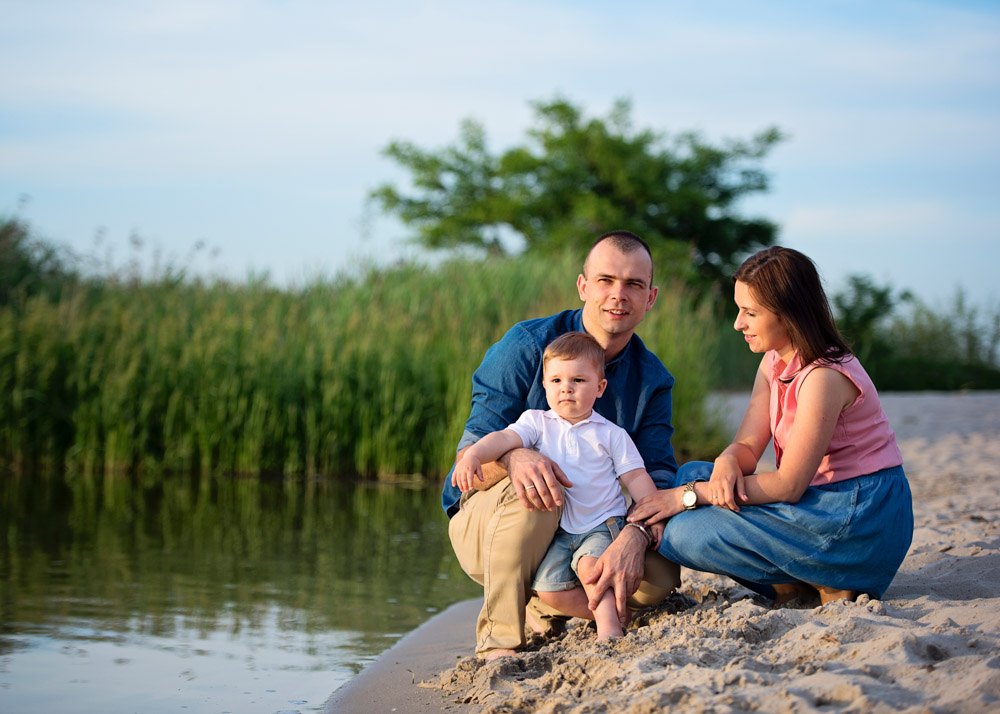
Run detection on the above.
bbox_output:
[682,482,698,510]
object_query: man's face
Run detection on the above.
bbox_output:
[543,356,607,424]
[577,241,658,345]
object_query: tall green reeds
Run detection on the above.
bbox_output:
[0,251,725,480]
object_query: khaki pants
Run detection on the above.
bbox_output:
[448,477,681,655]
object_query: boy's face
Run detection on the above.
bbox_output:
[542,356,607,424]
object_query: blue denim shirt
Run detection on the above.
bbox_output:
[442,309,678,517]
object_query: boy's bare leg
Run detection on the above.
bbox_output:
[537,586,622,640]
[577,555,623,640]
[537,587,593,621]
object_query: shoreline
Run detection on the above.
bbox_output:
[329,391,1000,712]
[324,599,480,713]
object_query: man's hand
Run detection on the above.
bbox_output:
[506,448,572,511]
[580,526,647,623]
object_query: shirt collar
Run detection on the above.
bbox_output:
[775,350,804,383]
[543,408,609,427]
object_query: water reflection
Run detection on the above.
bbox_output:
[0,474,479,713]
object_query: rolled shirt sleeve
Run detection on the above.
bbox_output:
[442,323,544,516]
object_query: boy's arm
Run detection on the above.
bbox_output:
[619,467,657,503]
[452,430,525,491]
[619,468,664,548]
[463,447,515,491]
[442,323,542,514]
[465,429,525,467]
[467,453,509,491]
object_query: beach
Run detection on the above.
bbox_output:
[328,391,1000,713]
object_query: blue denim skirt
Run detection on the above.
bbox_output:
[658,461,913,599]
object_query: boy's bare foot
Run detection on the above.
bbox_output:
[482,648,517,661]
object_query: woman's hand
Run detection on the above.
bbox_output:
[628,487,684,525]
[648,521,664,550]
[709,454,747,511]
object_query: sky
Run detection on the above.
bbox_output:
[2,0,999,308]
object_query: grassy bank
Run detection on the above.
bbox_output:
[0,251,726,480]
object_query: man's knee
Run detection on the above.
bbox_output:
[449,484,559,566]
[489,496,561,555]
[486,513,560,582]
[466,488,560,589]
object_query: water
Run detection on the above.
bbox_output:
[0,473,480,714]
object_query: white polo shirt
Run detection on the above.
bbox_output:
[507,409,645,534]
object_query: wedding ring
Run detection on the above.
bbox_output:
[525,485,536,490]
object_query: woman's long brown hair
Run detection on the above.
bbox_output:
[733,246,852,368]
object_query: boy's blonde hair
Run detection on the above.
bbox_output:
[542,332,606,379]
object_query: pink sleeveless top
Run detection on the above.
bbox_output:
[768,350,903,486]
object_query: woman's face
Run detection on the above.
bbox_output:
[733,281,793,360]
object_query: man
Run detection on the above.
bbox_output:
[442,230,680,659]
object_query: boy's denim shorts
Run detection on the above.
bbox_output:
[533,516,625,592]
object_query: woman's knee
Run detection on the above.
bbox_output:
[677,461,713,483]
[658,510,726,565]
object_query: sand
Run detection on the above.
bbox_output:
[328,391,1000,713]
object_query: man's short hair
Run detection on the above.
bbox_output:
[593,230,651,257]
[585,230,654,283]
[543,332,606,379]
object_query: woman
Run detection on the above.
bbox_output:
[630,247,913,603]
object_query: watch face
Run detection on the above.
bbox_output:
[683,487,697,507]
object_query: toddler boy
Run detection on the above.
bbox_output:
[453,332,663,641]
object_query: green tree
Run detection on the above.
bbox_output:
[370,97,784,283]
[832,274,911,364]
